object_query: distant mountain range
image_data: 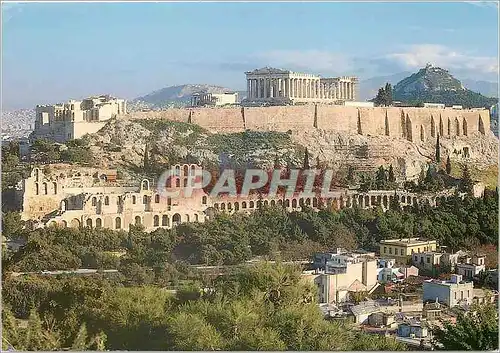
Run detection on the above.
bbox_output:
[359,71,498,101]
[130,84,246,110]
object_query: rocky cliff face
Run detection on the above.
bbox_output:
[86,118,498,185]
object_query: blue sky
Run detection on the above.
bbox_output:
[2,1,499,109]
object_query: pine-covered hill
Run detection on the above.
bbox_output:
[392,65,498,108]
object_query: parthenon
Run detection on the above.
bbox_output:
[245,67,358,104]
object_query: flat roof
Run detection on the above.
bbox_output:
[380,238,436,246]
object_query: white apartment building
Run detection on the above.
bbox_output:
[423,274,474,307]
[33,95,127,143]
[191,92,238,107]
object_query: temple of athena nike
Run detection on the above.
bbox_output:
[245,67,358,104]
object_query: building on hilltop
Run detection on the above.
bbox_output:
[190,92,238,107]
[33,95,127,143]
[244,67,358,105]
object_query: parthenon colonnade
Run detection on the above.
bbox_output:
[245,67,358,103]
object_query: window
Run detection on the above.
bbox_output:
[427,257,430,263]
[154,215,159,226]
[95,218,102,228]
[401,249,404,256]
[384,247,387,254]
[389,247,392,254]
[104,196,109,205]
[143,195,148,204]
[162,215,168,226]
[132,195,136,204]
[155,194,160,203]
[115,217,121,229]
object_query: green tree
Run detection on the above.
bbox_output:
[303,148,310,170]
[459,164,474,195]
[446,155,452,175]
[71,323,89,350]
[435,135,441,163]
[431,303,498,350]
[388,164,396,183]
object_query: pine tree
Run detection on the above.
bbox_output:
[303,148,310,170]
[384,83,393,106]
[460,164,474,195]
[435,136,441,163]
[388,164,396,182]
[446,155,452,174]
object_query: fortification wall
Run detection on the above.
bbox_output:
[127,105,491,140]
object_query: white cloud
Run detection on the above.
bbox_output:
[464,1,499,9]
[253,50,353,75]
[386,44,499,75]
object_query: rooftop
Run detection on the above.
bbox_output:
[380,238,436,246]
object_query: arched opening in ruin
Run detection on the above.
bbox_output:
[358,195,363,207]
[234,202,240,211]
[162,215,169,226]
[463,118,468,136]
[228,202,232,210]
[34,168,41,182]
[299,198,304,207]
[175,179,180,187]
[478,115,485,134]
[313,198,318,207]
[285,199,290,207]
[292,199,297,208]
[70,218,80,228]
[305,198,311,206]
[96,218,102,228]
[43,182,48,195]
[172,213,181,225]
[86,219,92,228]
[371,196,376,205]
[420,125,425,142]
[194,214,199,222]
[413,197,417,205]
[270,200,276,207]
[185,214,190,222]
[385,111,390,136]
[250,201,255,208]
[183,178,188,187]
[154,215,159,226]
[263,200,269,207]
[430,115,436,137]
[383,195,388,208]
[183,165,189,176]
[115,217,121,229]
[135,216,141,225]
[242,201,247,209]
[141,179,150,191]
[365,195,370,206]
[220,203,225,210]
[278,199,283,206]
[175,165,180,176]
[439,115,444,136]
[190,165,196,175]
[377,195,382,205]
[455,117,460,136]
[447,117,451,136]
[53,182,57,195]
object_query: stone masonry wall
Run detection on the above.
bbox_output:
[127,105,491,141]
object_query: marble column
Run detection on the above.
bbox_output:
[247,80,250,99]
